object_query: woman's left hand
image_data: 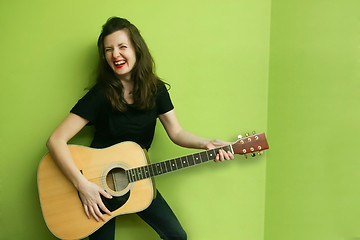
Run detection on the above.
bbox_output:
[205,139,235,162]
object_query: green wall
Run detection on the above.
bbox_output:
[0,1,269,240]
[265,0,360,239]
[3,1,358,240]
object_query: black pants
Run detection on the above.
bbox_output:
[89,191,187,240]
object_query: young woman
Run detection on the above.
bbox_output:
[46,17,234,240]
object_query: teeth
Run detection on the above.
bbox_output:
[115,60,126,66]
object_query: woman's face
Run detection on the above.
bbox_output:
[104,29,136,81]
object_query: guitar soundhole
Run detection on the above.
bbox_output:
[106,167,129,192]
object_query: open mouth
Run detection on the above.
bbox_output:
[114,60,126,68]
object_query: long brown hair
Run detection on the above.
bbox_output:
[97,17,165,111]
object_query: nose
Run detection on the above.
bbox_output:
[112,47,121,58]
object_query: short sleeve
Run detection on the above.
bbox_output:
[156,84,174,115]
[70,85,106,123]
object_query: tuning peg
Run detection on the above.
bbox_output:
[245,132,250,137]
[252,131,256,135]
[251,153,256,157]
[244,154,248,159]
[238,134,243,139]
[258,151,264,156]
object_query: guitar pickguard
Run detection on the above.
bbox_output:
[100,190,131,213]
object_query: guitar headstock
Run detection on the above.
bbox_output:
[232,132,269,157]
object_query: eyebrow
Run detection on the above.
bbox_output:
[104,43,127,49]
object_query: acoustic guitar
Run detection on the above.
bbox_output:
[37,132,269,240]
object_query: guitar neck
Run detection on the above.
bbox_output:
[126,145,233,183]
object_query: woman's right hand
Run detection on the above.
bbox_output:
[77,180,113,222]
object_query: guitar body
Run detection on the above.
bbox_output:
[37,142,155,240]
[38,132,269,240]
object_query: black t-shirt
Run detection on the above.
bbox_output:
[70,84,174,150]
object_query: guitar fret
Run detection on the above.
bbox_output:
[162,161,170,173]
[170,159,176,171]
[139,167,143,180]
[181,156,188,168]
[200,151,208,162]
[144,166,150,178]
[137,168,142,180]
[137,167,142,180]
[141,166,145,179]
[187,154,195,166]
[132,169,136,181]
[159,163,163,174]
[141,167,145,179]
[186,155,192,165]
[156,163,162,175]
[161,161,168,174]
[178,158,183,168]
[175,158,182,170]
[206,149,216,161]
[157,163,162,175]
[167,161,172,172]
[130,169,136,182]
[134,169,138,181]
[161,162,164,172]
[149,165,153,177]
[165,160,171,173]
[146,166,150,177]
[131,169,135,182]
[194,153,201,164]
[130,169,135,182]
[162,162,166,173]
[145,166,149,178]
[154,163,160,176]
[126,170,131,182]
[154,163,159,175]
[158,163,162,174]
[138,167,142,180]
[149,164,155,177]
[159,163,163,175]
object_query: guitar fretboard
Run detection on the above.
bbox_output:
[126,145,233,183]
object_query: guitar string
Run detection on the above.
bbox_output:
[80,145,235,184]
